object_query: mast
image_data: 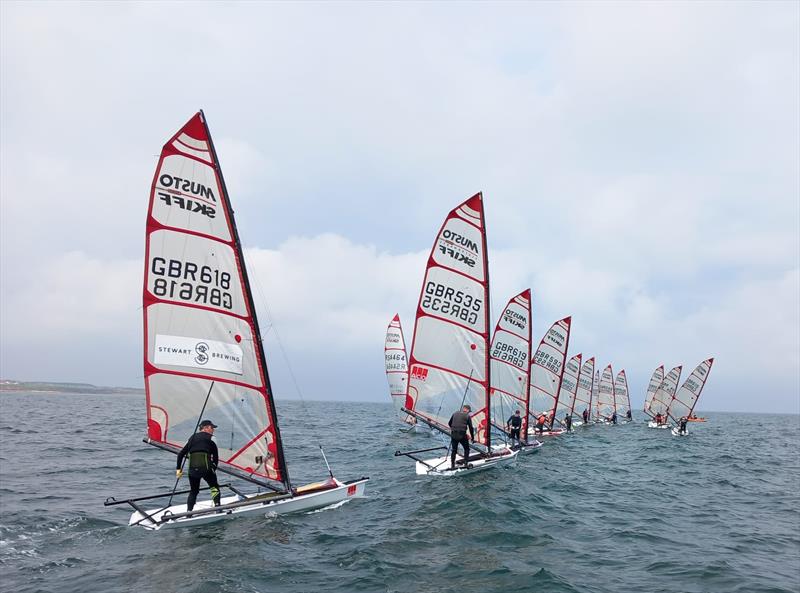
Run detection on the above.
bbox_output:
[201,111,292,493]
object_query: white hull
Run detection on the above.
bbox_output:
[530,428,567,438]
[671,427,689,437]
[129,478,368,531]
[400,423,433,435]
[492,440,542,455]
[647,421,671,429]
[415,449,518,476]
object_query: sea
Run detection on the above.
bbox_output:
[1,392,798,593]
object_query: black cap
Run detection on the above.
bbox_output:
[199,420,218,428]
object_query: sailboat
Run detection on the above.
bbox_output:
[595,364,616,424]
[554,353,582,431]
[614,369,632,422]
[528,317,571,437]
[574,356,595,426]
[488,289,542,454]
[643,365,665,420]
[646,365,682,429]
[384,315,425,433]
[668,358,714,436]
[394,193,518,475]
[591,369,600,422]
[105,112,368,530]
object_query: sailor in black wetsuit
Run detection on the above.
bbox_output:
[506,410,522,446]
[564,413,573,432]
[626,409,632,421]
[176,419,221,512]
[610,412,618,425]
[582,408,590,424]
[448,405,475,470]
[679,417,688,435]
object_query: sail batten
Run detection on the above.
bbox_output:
[143,112,287,489]
[407,193,492,448]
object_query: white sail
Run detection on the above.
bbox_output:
[489,289,532,439]
[555,353,582,426]
[643,365,665,417]
[667,358,714,423]
[614,370,631,418]
[143,112,287,487]
[575,357,595,422]
[649,365,682,418]
[596,364,615,420]
[529,317,572,428]
[385,314,412,425]
[406,194,492,448]
[592,369,600,419]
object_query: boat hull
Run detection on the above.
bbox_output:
[647,421,671,429]
[129,478,368,531]
[415,449,518,476]
[671,427,689,437]
[530,428,567,437]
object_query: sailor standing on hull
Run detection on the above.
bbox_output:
[448,405,475,470]
[176,420,221,512]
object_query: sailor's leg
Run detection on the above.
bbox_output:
[450,439,458,468]
[204,470,221,506]
[462,437,470,462]
[187,475,201,511]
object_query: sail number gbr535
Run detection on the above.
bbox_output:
[421,281,482,326]
[150,257,233,310]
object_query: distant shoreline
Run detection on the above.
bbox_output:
[0,380,143,396]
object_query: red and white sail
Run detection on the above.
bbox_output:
[489,289,532,439]
[385,315,412,425]
[643,365,665,417]
[667,358,714,423]
[649,365,682,418]
[614,370,631,418]
[592,369,600,419]
[406,194,492,448]
[596,364,616,420]
[143,112,287,487]
[555,353,583,424]
[529,317,572,428]
[574,357,595,422]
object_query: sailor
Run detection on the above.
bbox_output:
[610,411,618,424]
[564,413,573,431]
[582,408,590,424]
[679,416,688,435]
[655,412,663,425]
[506,410,523,446]
[535,413,547,435]
[448,405,475,470]
[176,419,221,512]
[626,409,632,421]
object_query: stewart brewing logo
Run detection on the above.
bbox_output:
[154,334,244,375]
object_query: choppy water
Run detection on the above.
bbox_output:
[1,392,798,593]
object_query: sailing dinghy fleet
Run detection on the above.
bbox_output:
[104,112,716,529]
[389,193,716,475]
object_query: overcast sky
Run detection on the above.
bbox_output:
[1,1,798,413]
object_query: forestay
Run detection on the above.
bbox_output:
[614,370,631,417]
[575,357,595,421]
[667,358,714,423]
[596,364,615,420]
[489,290,532,440]
[649,365,682,418]
[554,354,582,425]
[143,112,288,489]
[406,194,491,448]
[643,365,665,417]
[385,315,413,425]
[529,317,572,428]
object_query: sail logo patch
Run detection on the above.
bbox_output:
[410,366,429,381]
[154,334,243,375]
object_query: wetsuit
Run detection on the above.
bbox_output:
[679,419,688,434]
[177,431,220,511]
[448,411,475,469]
[507,414,522,444]
[564,415,572,431]
[611,413,617,424]
[582,409,589,424]
[626,410,632,421]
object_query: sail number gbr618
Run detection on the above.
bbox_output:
[421,281,482,325]
[150,257,233,310]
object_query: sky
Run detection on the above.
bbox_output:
[1,1,798,413]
